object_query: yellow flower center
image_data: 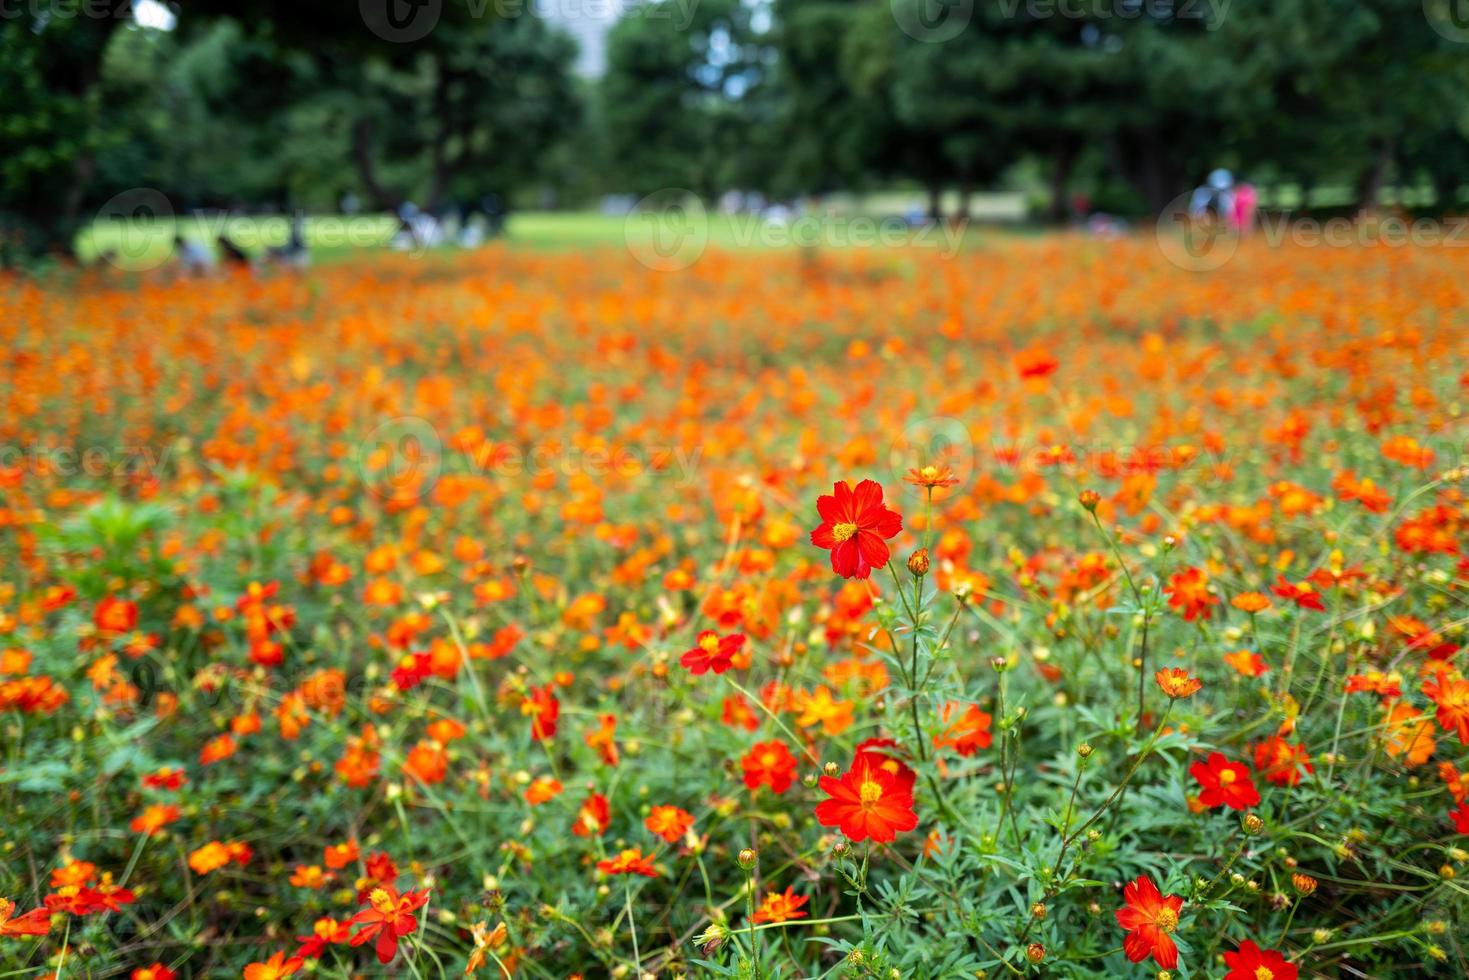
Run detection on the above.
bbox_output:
[699,634,719,652]
[1219,769,1237,785]
[858,779,883,806]
[1255,969,1275,980]
[831,522,859,542]
[1155,907,1178,932]
[368,888,396,915]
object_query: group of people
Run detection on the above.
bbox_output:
[389,196,507,251]
[1187,168,1259,233]
[174,216,310,277]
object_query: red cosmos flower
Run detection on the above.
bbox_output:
[1114,875,1184,968]
[1271,576,1325,612]
[348,884,430,964]
[1222,940,1297,980]
[596,848,659,877]
[572,792,611,837]
[129,803,181,836]
[293,916,352,960]
[132,964,177,980]
[1189,752,1260,810]
[1163,567,1217,621]
[93,596,139,635]
[741,740,798,794]
[0,897,51,937]
[522,684,559,740]
[853,738,916,792]
[680,630,745,675]
[1449,801,1469,834]
[1252,736,1314,787]
[809,479,903,580]
[814,756,918,844]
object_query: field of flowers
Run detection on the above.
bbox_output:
[0,235,1466,979]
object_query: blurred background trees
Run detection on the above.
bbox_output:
[3,0,1469,259]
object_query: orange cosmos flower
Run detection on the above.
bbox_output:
[572,792,610,837]
[243,951,303,980]
[1114,874,1184,968]
[524,776,563,805]
[644,805,695,843]
[1223,650,1269,677]
[741,740,798,794]
[1230,592,1272,614]
[1154,668,1202,700]
[1163,567,1217,621]
[323,840,359,870]
[130,804,180,836]
[751,886,809,924]
[584,712,619,766]
[93,596,139,635]
[348,884,430,964]
[188,842,233,876]
[1188,753,1260,810]
[1424,674,1469,744]
[932,702,993,756]
[904,464,959,490]
[132,964,176,980]
[809,479,904,580]
[596,848,658,877]
[814,756,918,843]
[1252,736,1314,787]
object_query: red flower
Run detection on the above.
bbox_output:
[1222,939,1297,980]
[809,479,903,580]
[1163,567,1217,621]
[1114,875,1184,968]
[131,964,177,980]
[597,848,659,877]
[522,684,559,741]
[94,596,139,635]
[572,792,611,837]
[1451,801,1469,834]
[348,884,430,964]
[814,756,918,843]
[1189,752,1260,810]
[0,897,51,937]
[1271,576,1325,612]
[1252,736,1313,787]
[741,740,798,794]
[1425,674,1469,744]
[680,630,745,675]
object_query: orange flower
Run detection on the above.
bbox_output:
[932,702,993,756]
[814,756,918,843]
[323,840,359,870]
[596,848,658,877]
[1252,736,1313,787]
[1425,674,1469,744]
[524,776,563,805]
[904,464,959,490]
[572,792,610,837]
[1223,650,1269,677]
[1154,668,1202,700]
[131,964,176,980]
[751,886,809,924]
[129,804,180,836]
[188,841,232,876]
[644,805,694,843]
[1114,875,1184,968]
[242,952,302,980]
[1163,567,1217,621]
[1230,592,1272,614]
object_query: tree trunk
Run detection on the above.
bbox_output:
[1045,139,1078,224]
[953,178,972,227]
[1357,140,1394,214]
[926,182,943,223]
[352,119,402,212]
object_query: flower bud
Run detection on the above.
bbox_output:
[1291,873,1317,897]
[1077,743,1093,759]
[1242,813,1263,835]
[1078,489,1101,512]
[1030,902,1047,920]
[907,549,930,576]
[1026,943,1045,964]
[737,848,757,871]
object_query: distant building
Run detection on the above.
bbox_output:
[541,0,619,78]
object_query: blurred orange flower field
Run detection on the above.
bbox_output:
[0,236,1467,977]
